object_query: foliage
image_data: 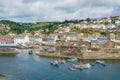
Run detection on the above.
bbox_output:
[0,16,118,35]
[0,20,60,34]
[81,28,93,34]
[56,40,61,42]
[70,27,80,33]
[100,32,107,36]
[31,31,35,35]
[0,20,31,34]
[0,74,5,78]
[63,19,84,24]
[0,30,8,35]
[110,17,116,24]
[71,28,101,34]
[85,18,90,22]
[104,22,109,25]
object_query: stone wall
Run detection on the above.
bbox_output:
[0,48,18,55]
[82,52,120,59]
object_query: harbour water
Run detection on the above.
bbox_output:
[0,49,120,80]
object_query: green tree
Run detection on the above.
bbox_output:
[86,18,90,22]
[100,32,107,36]
[104,22,109,25]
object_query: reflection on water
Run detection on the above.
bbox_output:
[0,49,120,80]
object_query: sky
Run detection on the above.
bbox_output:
[0,0,120,22]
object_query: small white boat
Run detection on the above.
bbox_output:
[68,58,78,62]
[50,60,58,65]
[81,63,91,69]
[96,60,105,64]
[72,63,91,69]
[54,60,59,64]
[60,59,66,64]
[72,64,81,69]
[96,60,106,66]
[50,60,59,67]
[57,59,66,64]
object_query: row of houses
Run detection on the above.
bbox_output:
[56,16,120,34]
[57,23,120,34]
[0,32,119,46]
[73,24,116,29]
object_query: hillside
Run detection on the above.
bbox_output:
[0,20,31,34]
[0,20,60,34]
[0,15,120,35]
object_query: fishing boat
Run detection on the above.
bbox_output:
[71,60,91,70]
[28,50,33,54]
[61,59,66,64]
[50,60,59,67]
[50,59,65,68]
[80,60,91,69]
[72,64,81,69]
[96,60,105,66]
[67,58,78,62]
[80,63,91,69]
[96,60,105,64]
[58,59,66,64]
[72,63,91,69]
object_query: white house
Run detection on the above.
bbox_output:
[106,24,116,29]
[109,33,115,41]
[114,45,120,49]
[65,27,70,32]
[42,38,56,44]
[34,37,43,44]
[14,35,29,45]
[115,20,120,25]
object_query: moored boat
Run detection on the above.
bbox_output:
[58,59,66,64]
[80,63,91,69]
[71,60,91,70]
[28,50,33,54]
[50,60,59,67]
[72,63,91,69]
[72,64,81,69]
[96,60,105,64]
[68,58,78,62]
[96,60,106,66]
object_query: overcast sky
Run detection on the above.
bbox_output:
[0,0,120,22]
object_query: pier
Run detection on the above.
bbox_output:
[0,44,18,55]
[36,51,120,60]
[0,48,18,55]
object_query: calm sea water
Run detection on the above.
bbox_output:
[0,49,120,80]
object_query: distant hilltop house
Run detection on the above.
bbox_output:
[115,20,120,25]
[14,35,29,45]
